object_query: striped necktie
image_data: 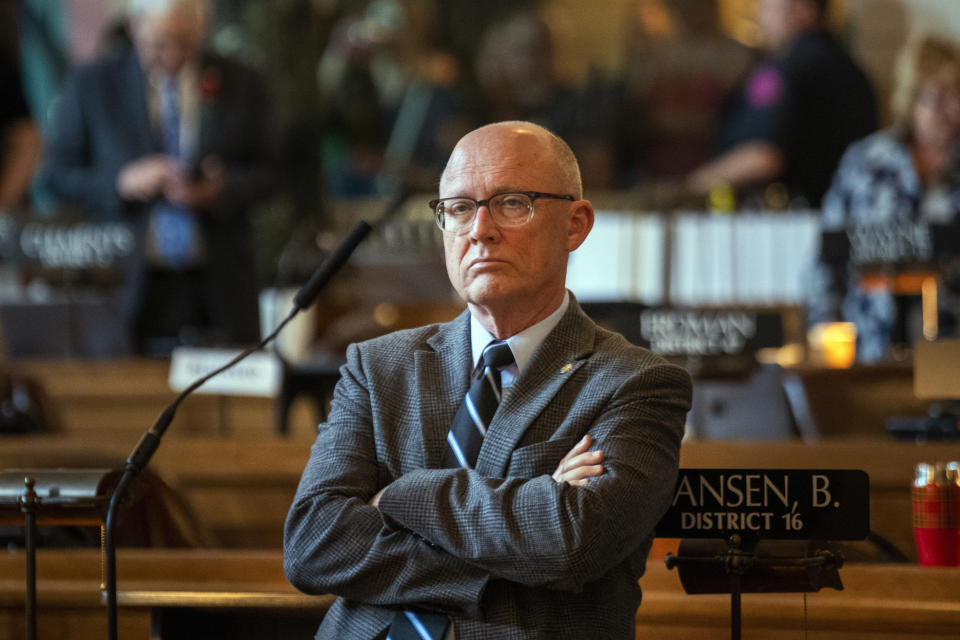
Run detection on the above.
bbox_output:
[160,76,181,158]
[442,340,514,469]
[151,75,201,270]
[387,340,514,640]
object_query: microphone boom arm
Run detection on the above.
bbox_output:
[103,219,373,640]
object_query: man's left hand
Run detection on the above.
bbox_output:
[370,486,387,508]
[552,434,604,485]
[165,155,225,209]
[369,433,605,510]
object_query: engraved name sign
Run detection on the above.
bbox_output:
[847,223,931,265]
[638,309,782,356]
[656,469,870,540]
[19,222,135,269]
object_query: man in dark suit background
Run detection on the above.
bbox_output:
[285,121,692,639]
[686,0,876,208]
[38,0,274,354]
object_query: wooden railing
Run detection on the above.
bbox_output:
[3,436,958,558]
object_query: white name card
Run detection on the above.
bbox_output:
[168,347,281,397]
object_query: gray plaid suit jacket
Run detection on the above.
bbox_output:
[284,295,692,639]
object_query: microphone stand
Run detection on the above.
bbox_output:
[102,220,373,640]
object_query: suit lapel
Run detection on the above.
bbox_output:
[475,299,597,477]
[120,48,158,155]
[416,311,473,468]
[193,53,221,163]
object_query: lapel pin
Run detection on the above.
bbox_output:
[560,363,573,373]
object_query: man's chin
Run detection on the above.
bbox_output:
[462,281,515,308]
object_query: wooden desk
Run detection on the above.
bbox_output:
[1,549,957,639]
[3,437,959,554]
[0,436,311,548]
[780,363,927,438]
[0,549,331,639]
[637,558,960,639]
[10,358,322,440]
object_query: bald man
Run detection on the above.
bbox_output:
[284,122,691,639]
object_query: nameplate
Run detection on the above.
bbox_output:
[849,223,931,265]
[821,223,960,267]
[581,303,783,356]
[639,308,782,356]
[168,347,281,397]
[656,469,870,540]
[19,222,135,269]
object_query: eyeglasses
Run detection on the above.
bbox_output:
[915,83,960,112]
[430,191,575,234]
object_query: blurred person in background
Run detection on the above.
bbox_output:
[0,4,41,215]
[315,7,394,198]
[686,0,876,208]
[38,0,275,355]
[809,34,960,362]
[619,0,752,183]
[474,8,621,189]
[378,43,482,194]
[316,0,444,198]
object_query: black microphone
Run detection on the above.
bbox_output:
[293,221,372,310]
[125,219,374,472]
[103,219,374,640]
[292,182,414,311]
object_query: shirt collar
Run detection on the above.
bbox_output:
[469,290,570,373]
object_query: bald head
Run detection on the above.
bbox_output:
[129,0,205,76]
[441,121,583,199]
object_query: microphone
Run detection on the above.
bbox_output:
[124,219,373,472]
[292,184,411,310]
[103,218,375,640]
[293,221,372,310]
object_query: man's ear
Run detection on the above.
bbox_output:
[567,200,594,252]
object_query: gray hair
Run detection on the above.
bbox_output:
[128,0,206,20]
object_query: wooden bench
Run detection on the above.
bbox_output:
[8,358,323,439]
[1,549,957,639]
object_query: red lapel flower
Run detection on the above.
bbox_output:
[199,67,222,102]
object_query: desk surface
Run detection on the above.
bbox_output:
[1,549,958,639]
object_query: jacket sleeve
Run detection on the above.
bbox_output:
[376,361,691,593]
[37,70,128,220]
[200,63,277,219]
[283,343,489,617]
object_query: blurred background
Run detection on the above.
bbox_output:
[2,0,959,429]
[3,1,960,604]
[1,0,958,438]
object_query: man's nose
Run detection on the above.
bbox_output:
[469,204,500,240]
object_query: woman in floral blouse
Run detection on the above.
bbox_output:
[810,34,960,362]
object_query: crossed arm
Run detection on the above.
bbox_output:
[285,426,612,616]
[369,435,601,509]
